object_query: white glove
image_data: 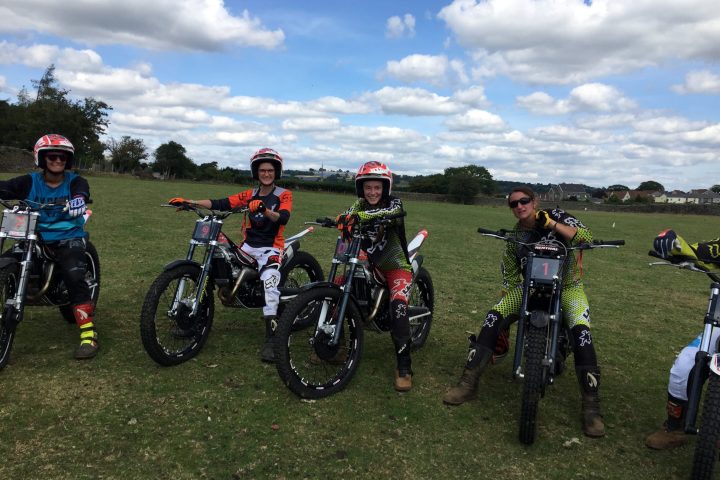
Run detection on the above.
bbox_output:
[67,196,87,218]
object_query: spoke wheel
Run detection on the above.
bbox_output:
[408,267,434,351]
[0,266,20,371]
[691,371,720,479]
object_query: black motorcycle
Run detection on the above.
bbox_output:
[477,227,623,444]
[274,213,434,398]
[140,203,324,366]
[0,199,100,370]
[649,251,720,480]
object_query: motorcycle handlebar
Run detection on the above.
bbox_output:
[592,239,625,246]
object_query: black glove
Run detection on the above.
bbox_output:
[535,210,552,230]
[653,229,678,258]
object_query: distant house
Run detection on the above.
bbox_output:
[542,183,590,202]
[606,190,652,203]
[688,189,720,204]
[666,190,688,204]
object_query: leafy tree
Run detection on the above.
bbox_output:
[636,180,664,192]
[408,173,447,194]
[447,174,480,204]
[196,161,220,181]
[106,136,148,173]
[444,164,496,195]
[152,141,196,179]
[0,65,111,169]
[711,185,720,194]
[606,184,629,191]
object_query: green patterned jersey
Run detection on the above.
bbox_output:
[501,207,592,292]
[344,196,411,271]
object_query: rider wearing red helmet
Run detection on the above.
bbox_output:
[168,148,292,362]
[337,161,415,391]
[0,134,97,359]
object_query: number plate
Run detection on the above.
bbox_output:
[529,256,561,282]
[333,237,348,260]
[192,220,215,243]
[0,211,36,239]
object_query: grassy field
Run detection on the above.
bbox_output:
[0,174,716,479]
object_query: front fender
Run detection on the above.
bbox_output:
[710,353,720,376]
[279,280,338,301]
[164,259,202,271]
[529,310,550,328]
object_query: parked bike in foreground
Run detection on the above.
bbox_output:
[274,213,434,399]
[0,199,100,370]
[140,204,323,366]
[477,227,623,445]
[649,251,720,480]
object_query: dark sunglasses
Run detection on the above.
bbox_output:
[45,153,68,162]
[508,197,532,208]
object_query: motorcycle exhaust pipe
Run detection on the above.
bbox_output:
[366,287,388,323]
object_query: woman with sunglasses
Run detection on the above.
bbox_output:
[442,186,606,438]
[0,134,97,359]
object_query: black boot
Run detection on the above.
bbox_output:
[576,366,604,437]
[261,315,277,363]
[442,335,493,405]
[394,336,413,392]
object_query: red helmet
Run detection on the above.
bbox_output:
[355,161,392,198]
[34,134,75,170]
[250,148,283,180]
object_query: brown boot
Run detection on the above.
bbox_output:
[577,366,604,437]
[442,337,493,406]
[645,395,689,450]
[395,370,413,392]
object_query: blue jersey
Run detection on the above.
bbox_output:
[0,172,89,241]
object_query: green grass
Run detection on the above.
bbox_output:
[0,174,715,479]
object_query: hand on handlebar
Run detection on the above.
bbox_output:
[535,210,553,230]
[249,200,266,214]
[66,195,87,218]
[653,229,679,259]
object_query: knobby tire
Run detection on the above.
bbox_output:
[691,371,720,480]
[0,266,20,371]
[275,286,364,399]
[140,264,214,366]
[519,323,547,445]
[409,267,434,351]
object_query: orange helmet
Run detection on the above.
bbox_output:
[250,148,283,180]
[34,134,75,170]
[355,161,392,198]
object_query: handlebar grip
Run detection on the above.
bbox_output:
[385,211,407,220]
[477,227,499,235]
[594,239,624,246]
[648,250,663,259]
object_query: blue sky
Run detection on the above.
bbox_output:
[1,0,719,190]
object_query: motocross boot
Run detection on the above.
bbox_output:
[73,303,98,359]
[394,336,413,392]
[645,394,690,450]
[576,366,604,437]
[442,335,493,405]
[260,315,277,363]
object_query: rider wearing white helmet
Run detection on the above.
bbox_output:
[168,148,292,363]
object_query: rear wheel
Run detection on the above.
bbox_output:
[140,264,214,366]
[60,240,101,323]
[280,250,323,289]
[408,267,433,351]
[0,266,20,371]
[275,286,363,399]
[519,322,548,445]
[691,371,720,479]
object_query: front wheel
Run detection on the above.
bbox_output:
[519,322,548,445]
[408,267,434,351]
[60,240,101,323]
[0,266,20,371]
[275,286,364,399]
[140,264,214,366]
[691,371,720,479]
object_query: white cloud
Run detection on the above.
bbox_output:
[452,85,489,108]
[386,14,416,38]
[384,54,467,87]
[673,70,720,95]
[282,117,341,132]
[0,0,284,51]
[438,0,720,84]
[517,83,635,115]
[444,109,506,132]
[366,86,465,116]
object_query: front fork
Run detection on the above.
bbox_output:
[170,242,215,318]
[684,282,720,433]
[315,240,362,346]
[3,239,35,331]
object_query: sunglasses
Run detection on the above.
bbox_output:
[45,153,68,162]
[508,197,532,208]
